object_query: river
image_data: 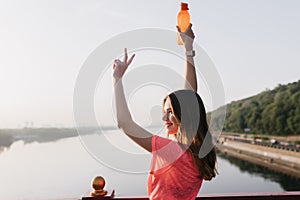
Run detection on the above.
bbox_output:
[0,130,299,200]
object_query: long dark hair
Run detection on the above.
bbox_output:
[163,89,217,180]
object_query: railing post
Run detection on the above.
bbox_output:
[82,176,115,200]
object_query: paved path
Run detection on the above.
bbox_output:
[223,140,300,165]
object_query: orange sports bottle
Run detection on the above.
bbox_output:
[177,2,190,45]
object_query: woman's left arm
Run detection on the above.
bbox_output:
[178,24,197,92]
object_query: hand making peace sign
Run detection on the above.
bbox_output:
[113,48,135,80]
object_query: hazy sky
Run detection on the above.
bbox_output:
[1,0,299,128]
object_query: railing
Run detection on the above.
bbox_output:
[82,191,300,200]
[82,176,300,200]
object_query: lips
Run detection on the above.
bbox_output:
[165,123,173,128]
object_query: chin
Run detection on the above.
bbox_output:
[166,129,177,135]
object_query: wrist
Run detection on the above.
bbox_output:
[185,46,193,51]
[186,50,195,57]
[113,77,122,84]
[184,43,193,51]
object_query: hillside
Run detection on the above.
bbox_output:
[212,80,300,135]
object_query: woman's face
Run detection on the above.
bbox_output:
[162,97,179,135]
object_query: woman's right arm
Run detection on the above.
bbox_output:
[113,48,153,152]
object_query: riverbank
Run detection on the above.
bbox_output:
[217,140,300,178]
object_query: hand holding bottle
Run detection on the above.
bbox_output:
[177,23,195,51]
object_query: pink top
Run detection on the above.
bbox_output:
[148,135,203,200]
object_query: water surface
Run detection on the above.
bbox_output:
[0,131,299,200]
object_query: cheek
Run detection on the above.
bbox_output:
[170,116,179,130]
[170,115,178,124]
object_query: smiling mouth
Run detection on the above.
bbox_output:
[165,123,172,128]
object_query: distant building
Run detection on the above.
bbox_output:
[244,128,251,133]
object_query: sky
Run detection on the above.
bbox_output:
[0,0,299,128]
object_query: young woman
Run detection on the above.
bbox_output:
[113,24,217,200]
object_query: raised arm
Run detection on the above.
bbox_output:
[177,24,197,92]
[113,48,152,152]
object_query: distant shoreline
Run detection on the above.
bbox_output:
[221,131,300,142]
[1,128,300,178]
[0,127,80,148]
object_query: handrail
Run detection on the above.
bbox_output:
[82,191,300,200]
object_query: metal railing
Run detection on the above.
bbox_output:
[82,191,300,200]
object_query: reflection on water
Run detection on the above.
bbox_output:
[0,135,150,200]
[0,131,299,199]
[218,152,300,191]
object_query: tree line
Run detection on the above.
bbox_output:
[211,80,300,135]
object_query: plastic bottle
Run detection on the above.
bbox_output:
[177,2,190,45]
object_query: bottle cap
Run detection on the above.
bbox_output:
[180,2,189,10]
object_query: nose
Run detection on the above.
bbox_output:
[162,112,168,121]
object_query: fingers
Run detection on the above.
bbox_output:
[176,23,192,32]
[184,23,193,33]
[114,59,121,69]
[127,54,135,66]
[186,23,192,32]
[113,49,135,71]
[123,48,128,63]
[114,59,120,65]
